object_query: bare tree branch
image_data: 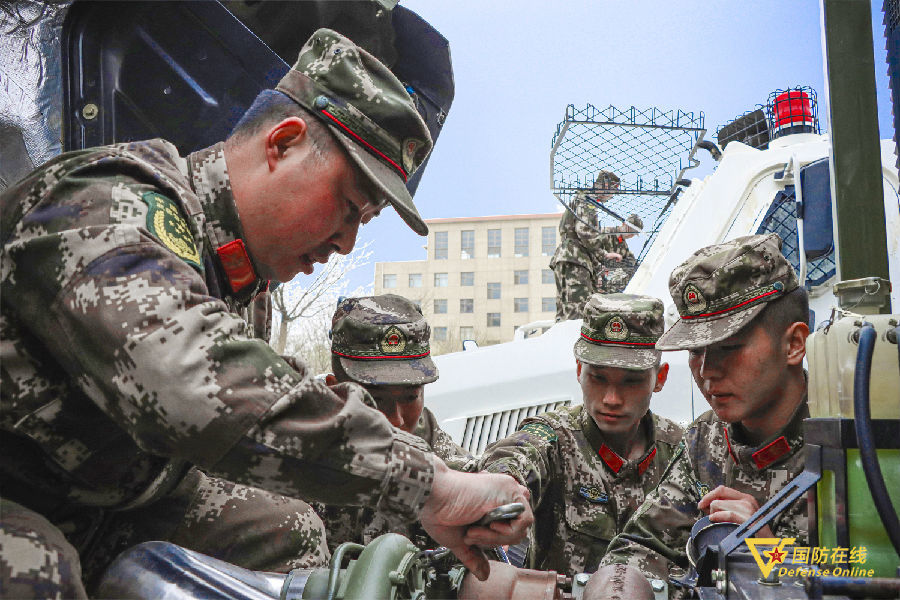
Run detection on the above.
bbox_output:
[271,242,373,355]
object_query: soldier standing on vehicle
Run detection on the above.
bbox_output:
[0,29,531,599]
[587,233,810,599]
[477,293,684,576]
[598,213,642,294]
[551,170,624,321]
[314,294,473,552]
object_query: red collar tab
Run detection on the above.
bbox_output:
[598,444,624,473]
[638,447,657,475]
[617,235,624,244]
[216,239,257,293]
[752,436,791,469]
[724,426,739,463]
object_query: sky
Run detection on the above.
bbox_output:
[338,0,895,293]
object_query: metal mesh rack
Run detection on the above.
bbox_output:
[550,103,706,262]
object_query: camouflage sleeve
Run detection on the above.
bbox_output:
[415,408,473,471]
[2,177,433,522]
[599,443,701,581]
[476,422,558,515]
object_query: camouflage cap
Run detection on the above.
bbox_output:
[626,213,643,231]
[573,293,664,370]
[656,233,799,351]
[331,294,438,386]
[276,29,433,236]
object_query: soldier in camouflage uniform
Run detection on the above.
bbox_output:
[0,29,531,598]
[551,171,624,321]
[314,294,472,552]
[598,213,642,294]
[591,233,811,599]
[477,293,684,576]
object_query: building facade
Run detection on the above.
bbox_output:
[374,213,562,353]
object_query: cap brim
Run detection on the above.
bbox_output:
[574,338,661,370]
[655,304,766,351]
[328,125,429,236]
[339,355,438,386]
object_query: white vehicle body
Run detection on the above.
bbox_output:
[427,132,900,455]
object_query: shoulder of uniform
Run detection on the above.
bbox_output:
[651,413,686,446]
[518,420,559,444]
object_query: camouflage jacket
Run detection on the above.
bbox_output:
[599,400,810,584]
[314,407,471,552]
[597,232,638,293]
[478,405,683,576]
[0,139,433,523]
[550,195,608,278]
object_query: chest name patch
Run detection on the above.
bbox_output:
[141,192,203,271]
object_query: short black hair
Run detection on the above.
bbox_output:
[227,89,335,156]
[755,285,810,337]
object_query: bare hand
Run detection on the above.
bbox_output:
[698,485,774,538]
[419,459,533,581]
[606,252,623,262]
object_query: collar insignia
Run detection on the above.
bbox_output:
[683,283,708,314]
[604,316,628,341]
[380,326,407,354]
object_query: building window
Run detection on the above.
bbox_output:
[487,312,501,327]
[434,273,448,287]
[514,227,529,257]
[487,229,501,258]
[383,274,397,288]
[460,272,474,286]
[434,231,448,260]
[408,273,422,288]
[461,230,475,259]
[542,268,554,284]
[514,298,529,312]
[460,326,474,340]
[542,226,556,255]
[514,270,529,285]
[487,282,501,299]
[460,299,474,313]
[434,299,448,314]
[542,297,556,313]
[433,326,448,341]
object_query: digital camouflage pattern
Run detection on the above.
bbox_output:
[316,294,470,552]
[276,28,432,236]
[79,467,329,589]
[597,230,638,294]
[331,294,438,386]
[0,139,435,592]
[315,407,472,553]
[573,293,663,371]
[0,499,87,600]
[551,196,610,320]
[599,401,810,588]
[656,233,799,350]
[478,405,683,576]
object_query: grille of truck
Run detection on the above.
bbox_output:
[460,400,572,456]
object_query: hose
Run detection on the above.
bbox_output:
[853,324,900,556]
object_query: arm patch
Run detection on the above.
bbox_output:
[141,191,203,271]
[520,422,558,443]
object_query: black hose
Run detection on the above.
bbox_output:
[853,324,900,556]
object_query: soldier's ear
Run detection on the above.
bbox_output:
[324,373,338,386]
[264,117,308,171]
[576,360,583,382]
[653,362,669,392]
